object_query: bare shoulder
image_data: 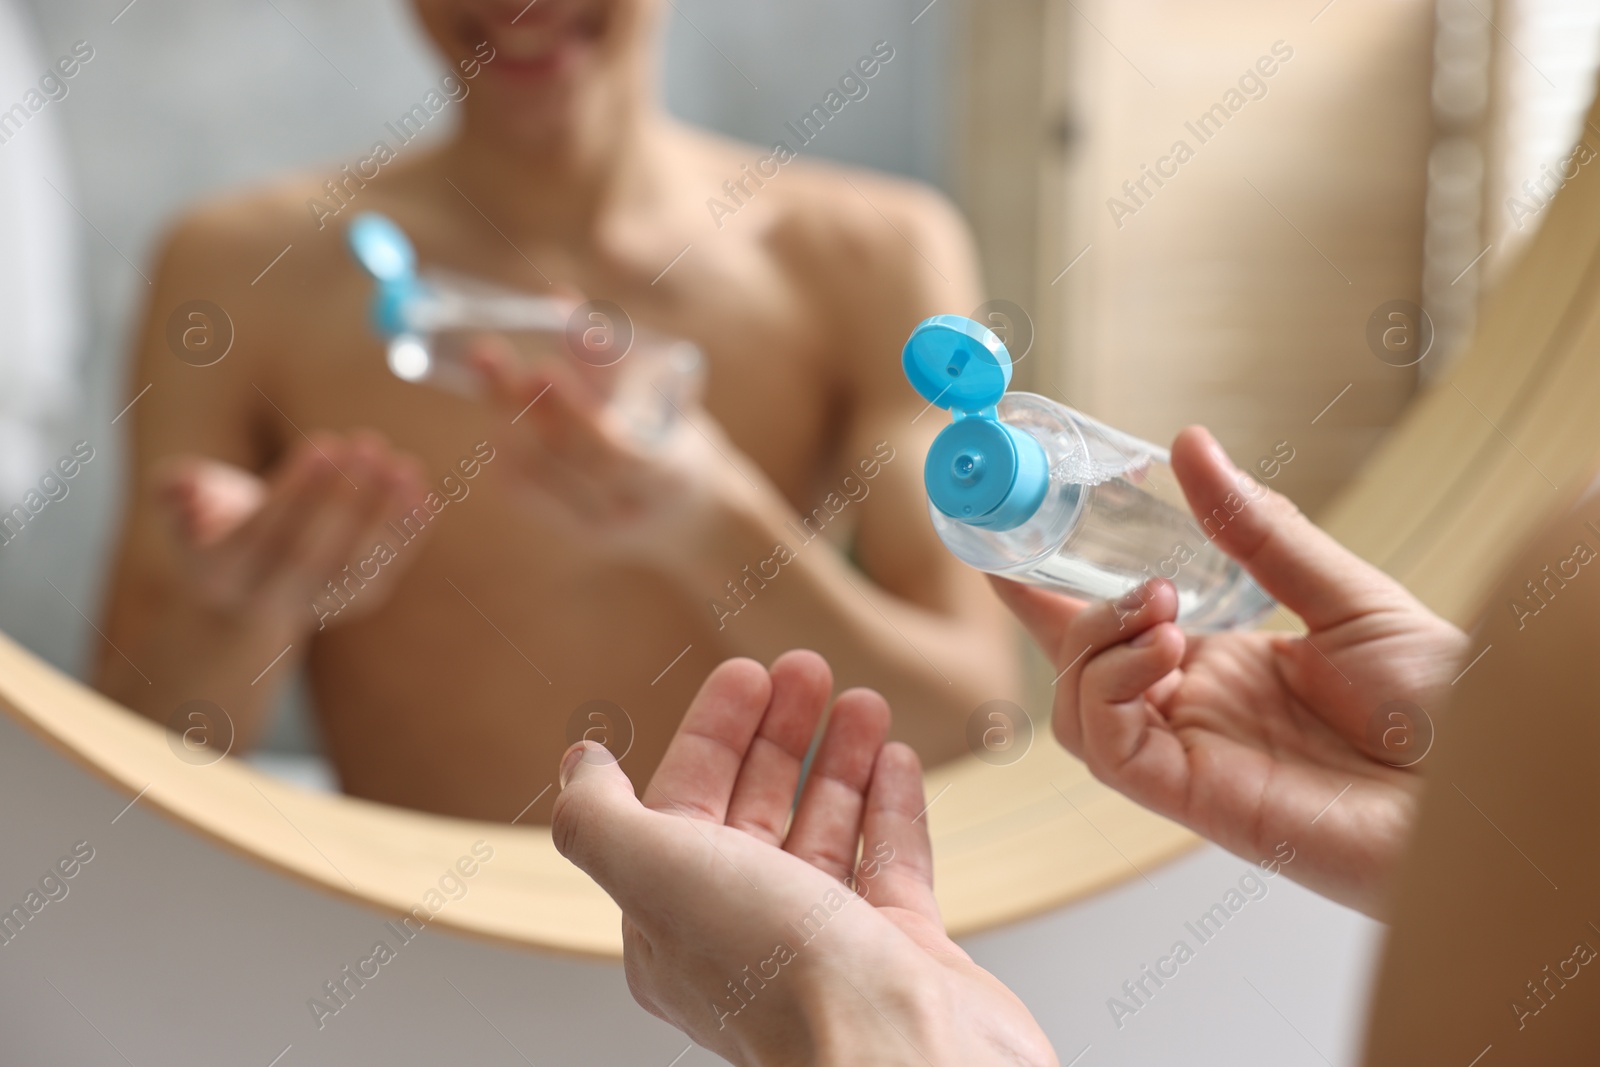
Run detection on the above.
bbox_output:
[129,172,360,465]
[768,158,975,310]
[674,125,980,397]
[153,172,350,288]
[768,159,979,394]
[676,123,974,298]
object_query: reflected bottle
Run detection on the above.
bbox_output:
[902,315,1273,631]
[346,213,703,443]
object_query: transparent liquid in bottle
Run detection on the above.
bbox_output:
[929,394,1274,631]
[347,215,703,444]
[385,270,704,444]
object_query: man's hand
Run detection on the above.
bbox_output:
[993,426,1469,917]
[155,430,425,634]
[474,341,770,569]
[552,651,1058,1067]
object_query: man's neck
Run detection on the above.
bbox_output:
[440,100,666,244]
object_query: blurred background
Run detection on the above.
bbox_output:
[3,0,947,668]
[8,0,1600,682]
[7,0,1599,774]
[2,0,962,773]
[3,1,1599,1064]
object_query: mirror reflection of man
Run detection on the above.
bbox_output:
[97,0,1018,822]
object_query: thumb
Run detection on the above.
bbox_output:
[550,741,650,897]
[1170,426,1412,630]
[154,455,271,548]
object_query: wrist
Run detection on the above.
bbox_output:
[781,947,953,1067]
[202,596,315,647]
[158,595,314,689]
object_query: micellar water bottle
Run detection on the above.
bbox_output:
[346,213,703,443]
[902,315,1273,631]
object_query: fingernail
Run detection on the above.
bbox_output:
[559,742,586,789]
[1116,586,1147,611]
[1131,628,1160,648]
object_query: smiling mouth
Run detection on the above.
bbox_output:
[464,2,605,79]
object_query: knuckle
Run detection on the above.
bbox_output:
[805,846,856,884]
[549,791,585,861]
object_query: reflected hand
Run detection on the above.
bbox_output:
[992,426,1468,917]
[155,431,425,634]
[552,650,1057,1067]
[473,338,766,568]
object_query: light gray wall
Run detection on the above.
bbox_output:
[3,0,957,681]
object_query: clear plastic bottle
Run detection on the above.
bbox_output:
[346,213,703,443]
[903,315,1273,631]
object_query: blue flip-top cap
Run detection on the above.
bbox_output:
[902,315,1049,531]
[346,212,427,338]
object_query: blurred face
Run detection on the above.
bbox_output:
[411,0,659,143]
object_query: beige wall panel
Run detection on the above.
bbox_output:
[1053,0,1436,514]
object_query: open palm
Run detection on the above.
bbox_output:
[553,651,1057,1067]
[994,427,1467,916]
[154,432,424,629]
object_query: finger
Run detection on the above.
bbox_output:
[232,439,343,583]
[642,657,774,822]
[494,377,622,520]
[988,576,1090,662]
[351,453,428,557]
[854,742,941,923]
[154,456,267,547]
[783,687,891,883]
[270,447,382,593]
[1052,579,1179,753]
[1077,621,1187,777]
[232,441,327,551]
[521,373,623,471]
[300,475,402,588]
[723,650,834,845]
[551,740,657,912]
[279,433,419,590]
[1170,426,1413,629]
